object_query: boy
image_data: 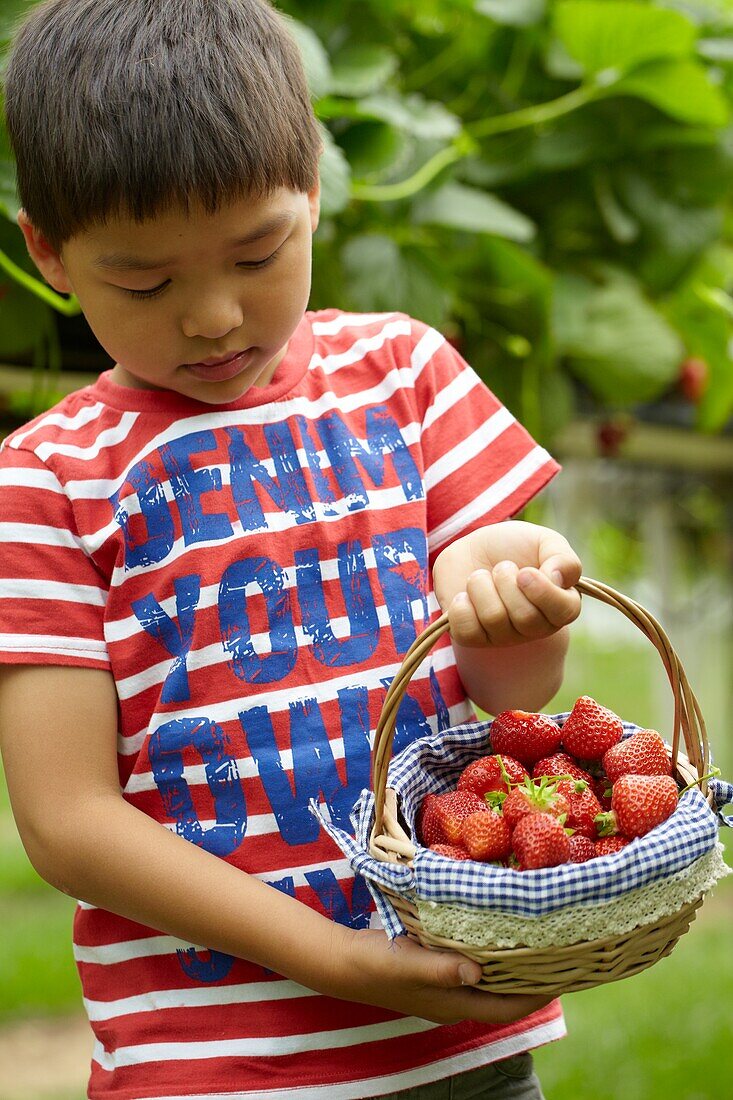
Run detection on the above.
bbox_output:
[0,2,581,1097]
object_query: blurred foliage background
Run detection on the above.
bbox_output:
[3,0,733,438]
[0,2,731,1098]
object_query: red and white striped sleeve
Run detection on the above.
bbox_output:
[0,444,110,669]
[408,319,560,557]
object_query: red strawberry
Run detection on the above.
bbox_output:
[678,357,708,404]
[502,776,570,831]
[602,729,672,784]
[433,791,488,844]
[461,810,512,862]
[512,813,571,870]
[561,696,624,761]
[490,710,563,767]
[556,778,603,839]
[430,843,472,860]
[595,836,631,857]
[458,754,528,798]
[598,774,679,839]
[592,776,613,809]
[533,752,593,784]
[417,793,445,846]
[568,834,596,863]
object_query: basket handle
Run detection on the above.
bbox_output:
[371,576,711,838]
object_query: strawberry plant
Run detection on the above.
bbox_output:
[2,0,733,433]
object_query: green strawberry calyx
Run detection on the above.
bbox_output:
[594,810,619,837]
[485,790,507,810]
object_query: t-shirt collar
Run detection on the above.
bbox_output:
[88,312,314,413]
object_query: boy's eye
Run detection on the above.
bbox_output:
[237,246,282,270]
[125,280,170,301]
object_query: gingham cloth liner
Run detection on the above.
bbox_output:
[311,715,732,939]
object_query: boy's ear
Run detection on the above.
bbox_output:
[17,211,74,294]
[307,178,321,234]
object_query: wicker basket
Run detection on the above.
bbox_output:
[368,576,718,995]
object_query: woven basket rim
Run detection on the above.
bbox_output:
[370,576,712,846]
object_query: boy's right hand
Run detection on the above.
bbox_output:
[333,926,553,1025]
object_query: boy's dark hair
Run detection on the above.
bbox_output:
[4,0,321,248]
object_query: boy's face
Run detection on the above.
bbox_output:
[20,186,320,404]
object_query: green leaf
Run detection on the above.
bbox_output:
[553,270,684,405]
[342,234,403,311]
[329,45,399,98]
[615,58,729,127]
[284,17,332,100]
[617,169,722,290]
[475,0,546,27]
[554,1,696,78]
[318,127,351,217]
[353,92,461,141]
[0,150,19,222]
[481,236,553,305]
[662,248,733,429]
[0,280,52,358]
[340,233,450,326]
[593,172,640,244]
[544,37,586,81]
[339,121,414,181]
[414,181,536,241]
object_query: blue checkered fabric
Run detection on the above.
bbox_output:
[311,715,732,938]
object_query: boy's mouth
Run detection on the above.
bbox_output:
[184,348,255,382]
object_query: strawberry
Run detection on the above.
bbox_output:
[561,696,624,761]
[532,752,593,784]
[460,810,512,862]
[416,793,445,847]
[591,776,613,809]
[512,813,571,870]
[489,710,563,767]
[595,836,631,857]
[430,843,472,860]
[596,774,678,839]
[678,357,708,404]
[433,791,488,844]
[568,834,596,863]
[502,776,570,831]
[457,754,528,798]
[556,778,603,839]
[602,729,671,784]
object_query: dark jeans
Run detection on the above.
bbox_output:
[378,1054,545,1099]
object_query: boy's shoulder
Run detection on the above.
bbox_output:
[309,308,431,343]
[0,381,106,465]
[308,308,445,375]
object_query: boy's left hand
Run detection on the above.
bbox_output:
[433,521,582,648]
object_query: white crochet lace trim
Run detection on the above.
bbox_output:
[415,844,731,949]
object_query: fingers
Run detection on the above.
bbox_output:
[536,529,582,589]
[398,942,553,1025]
[357,933,554,1027]
[447,565,570,647]
[516,567,582,628]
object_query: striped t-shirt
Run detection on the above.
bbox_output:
[0,310,564,1099]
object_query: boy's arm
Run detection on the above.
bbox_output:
[0,663,550,1025]
[433,521,582,715]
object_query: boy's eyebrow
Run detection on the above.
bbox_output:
[92,212,296,271]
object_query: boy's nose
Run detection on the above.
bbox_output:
[180,296,244,341]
